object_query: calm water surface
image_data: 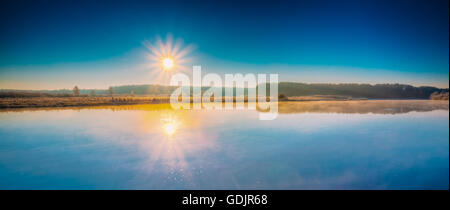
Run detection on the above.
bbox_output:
[0,102,448,189]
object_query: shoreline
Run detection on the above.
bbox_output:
[0,98,448,115]
[0,96,445,109]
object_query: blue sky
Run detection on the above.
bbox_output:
[0,0,448,89]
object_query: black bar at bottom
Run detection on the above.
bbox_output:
[1,190,448,209]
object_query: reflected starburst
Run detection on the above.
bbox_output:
[84,107,226,188]
[143,35,195,84]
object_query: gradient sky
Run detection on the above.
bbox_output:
[0,0,448,89]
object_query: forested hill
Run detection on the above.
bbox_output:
[1,83,448,99]
[276,82,448,99]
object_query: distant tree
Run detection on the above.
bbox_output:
[72,86,80,96]
[90,90,96,96]
[130,90,134,96]
[108,87,114,99]
[278,93,288,101]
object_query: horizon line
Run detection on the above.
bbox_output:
[0,81,448,91]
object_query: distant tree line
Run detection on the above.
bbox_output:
[272,82,449,99]
[0,83,448,99]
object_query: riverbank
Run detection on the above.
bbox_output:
[1,95,448,109]
[0,97,448,116]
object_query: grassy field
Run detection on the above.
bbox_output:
[0,92,371,109]
[0,96,272,108]
[0,96,172,108]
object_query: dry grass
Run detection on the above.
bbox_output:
[0,96,272,109]
[0,96,171,108]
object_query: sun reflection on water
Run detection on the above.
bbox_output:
[163,123,176,136]
[161,115,180,137]
[77,106,238,188]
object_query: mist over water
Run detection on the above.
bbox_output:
[0,101,448,189]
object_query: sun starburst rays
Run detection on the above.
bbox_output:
[143,35,194,84]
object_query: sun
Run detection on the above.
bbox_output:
[143,35,194,83]
[162,57,174,70]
